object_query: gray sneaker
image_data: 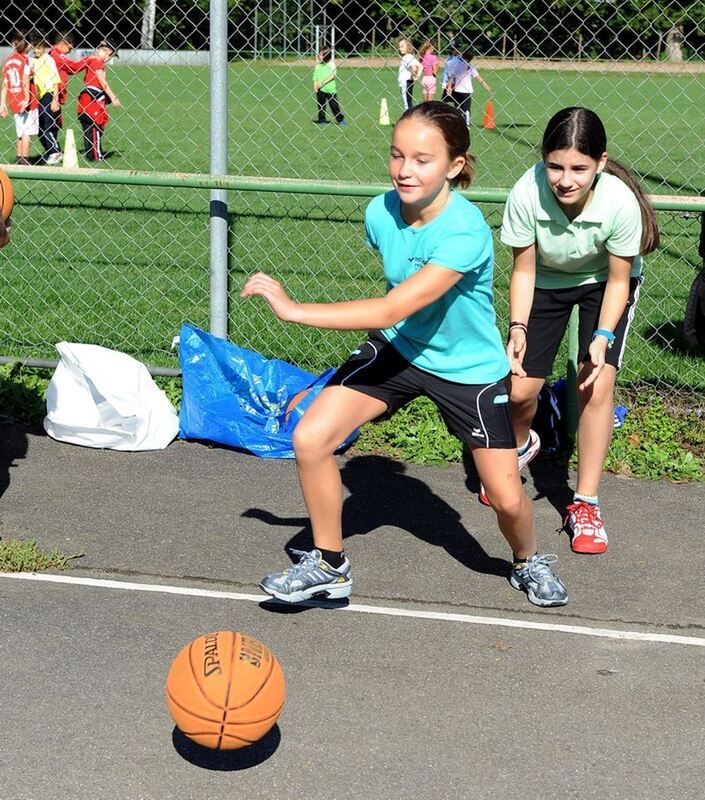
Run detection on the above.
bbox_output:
[509,553,568,607]
[260,548,352,603]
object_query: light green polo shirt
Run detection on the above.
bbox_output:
[500,162,643,289]
[313,62,336,94]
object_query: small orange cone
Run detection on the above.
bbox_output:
[482,100,495,130]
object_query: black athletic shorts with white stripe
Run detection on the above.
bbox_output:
[521,276,643,378]
[326,331,516,449]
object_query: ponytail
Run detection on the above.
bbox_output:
[454,152,475,189]
[604,158,660,255]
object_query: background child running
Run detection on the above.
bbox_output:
[0,31,38,165]
[312,47,345,125]
[49,32,88,157]
[77,41,121,162]
[242,101,568,609]
[500,106,659,555]
[31,33,62,165]
[419,41,439,102]
[440,40,461,104]
[444,46,490,126]
[397,38,422,111]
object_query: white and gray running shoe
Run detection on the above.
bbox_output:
[260,548,352,603]
[509,553,568,607]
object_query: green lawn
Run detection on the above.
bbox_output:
[1,63,703,393]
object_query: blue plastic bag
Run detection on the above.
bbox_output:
[178,324,358,458]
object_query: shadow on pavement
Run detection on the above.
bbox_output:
[243,454,509,578]
[172,724,281,770]
[0,423,28,506]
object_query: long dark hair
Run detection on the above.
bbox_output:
[541,107,659,254]
[397,101,475,188]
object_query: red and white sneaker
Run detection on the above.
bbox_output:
[564,501,608,554]
[479,429,541,506]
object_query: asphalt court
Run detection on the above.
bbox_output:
[1,426,704,799]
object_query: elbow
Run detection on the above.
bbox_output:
[379,299,412,329]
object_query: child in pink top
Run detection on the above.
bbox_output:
[420,42,439,101]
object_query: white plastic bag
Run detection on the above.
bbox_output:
[43,342,179,451]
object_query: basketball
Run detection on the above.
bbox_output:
[165,630,286,750]
[0,168,14,222]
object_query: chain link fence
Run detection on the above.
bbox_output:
[1,1,704,402]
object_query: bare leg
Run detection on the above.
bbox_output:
[575,363,616,497]
[509,374,544,447]
[472,447,536,559]
[292,386,388,551]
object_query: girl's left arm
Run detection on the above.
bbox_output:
[582,253,633,388]
[241,264,464,331]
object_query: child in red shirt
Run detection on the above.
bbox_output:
[76,41,122,162]
[0,31,38,165]
[49,31,88,155]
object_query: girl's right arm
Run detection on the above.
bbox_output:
[242,264,465,331]
[506,244,537,377]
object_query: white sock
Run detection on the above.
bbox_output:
[517,435,531,456]
[574,492,599,506]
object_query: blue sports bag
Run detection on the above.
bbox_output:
[178,323,358,458]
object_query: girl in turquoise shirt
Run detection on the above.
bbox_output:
[242,101,568,608]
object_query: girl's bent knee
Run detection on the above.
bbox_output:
[292,422,337,460]
[488,493,526,519]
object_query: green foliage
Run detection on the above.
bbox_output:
[154,375,183,409]
[0,538,84,572]
[352,396,463,465]
[0,364,49,426]
[353,386,704,482]
[0,366,702,481]
[605,390,705,481]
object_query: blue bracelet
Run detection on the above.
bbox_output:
[592,328,616,348]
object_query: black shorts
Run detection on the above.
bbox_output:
[326,332,516,449]
[522,276,644,378]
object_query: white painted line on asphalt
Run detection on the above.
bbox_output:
[3,571,705,648]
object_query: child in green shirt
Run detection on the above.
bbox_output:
[313,48,345,125]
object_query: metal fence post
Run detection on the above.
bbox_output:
[209,0,229,339]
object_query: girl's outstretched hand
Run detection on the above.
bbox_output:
[580,339,607,389]
[506,329,527,377]
[241,271,297,322]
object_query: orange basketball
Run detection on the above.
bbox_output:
[0,168,14,222]
[165,631,285,750]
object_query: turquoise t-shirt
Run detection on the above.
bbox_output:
[500,163,643,289]
[364,191,509,384]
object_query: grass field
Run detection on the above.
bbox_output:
[1,63,703,394]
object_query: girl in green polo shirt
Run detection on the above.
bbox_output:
[500,106,659,555]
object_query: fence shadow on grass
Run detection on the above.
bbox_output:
[643,319,705,358]
[243,453,509,578]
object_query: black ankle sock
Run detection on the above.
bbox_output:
[319,548,345,569]
[513,551,537,565]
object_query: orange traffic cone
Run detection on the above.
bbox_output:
[482,100,495,130]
